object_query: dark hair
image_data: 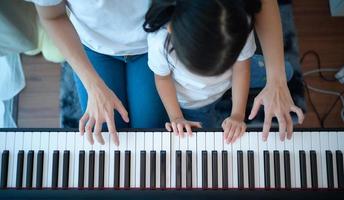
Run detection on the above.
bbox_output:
[144,0,261,76]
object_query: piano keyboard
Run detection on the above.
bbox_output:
[0,129,343,190]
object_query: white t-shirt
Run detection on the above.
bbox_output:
[27,0,151,56]
[148,28,256,109]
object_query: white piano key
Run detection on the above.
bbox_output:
[206,132,214,188]
[241,132,249,188]
[0,132,6,174]
[93,134,102,188]
[311,131,322,187]
[40,132,50,187]
[302,131,312,188]
[154,132,162,188]
[65,132,75,188]
[12,132,24,187]
[135,132,145,188]
[197,132,206,188]
[145,132,153,188]
[320,131,329,188]
[83,133,93,187]
[214,132,223,188]
[127,132,136,188]
[119,132,127,188]
[48,132,58,187]
[249,132,259,188]
[31,132,41,188]
[22,132,32,188]
[294,131,302,188]
[329,132,338,188]
[103,132,110,188]
[57,132,67,188]
[285,133,295,188]
[180,134,188,188]
[276,132,285,188]
[232,133,240,188]
[170,133,179,188]
[224,137,233,188]
[73,132,84,188]
[258,132,267,188]
[339,132,344,151]
[188,132,197,188]
[5,132,15,188]
[161,132,170,188]
[267,132,276,188]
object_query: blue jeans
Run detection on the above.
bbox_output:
[73,46,168,128]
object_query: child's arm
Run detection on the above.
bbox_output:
[155,74,202,137]
[222,60,250,144]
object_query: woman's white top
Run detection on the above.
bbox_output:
[148,28,256,109]
[27,0,151,56]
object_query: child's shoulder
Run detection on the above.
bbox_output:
[147,27,169,46]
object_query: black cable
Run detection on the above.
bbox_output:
[322,91,344,125]
[303,81,323,127]
[300,50,338,82]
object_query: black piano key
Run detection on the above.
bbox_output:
[176,150,182,189]
[237,151,244,189]
[273,151,281,189]
[248,150,255,189]
[326,150,334,189]
[26,150,34,188]
[16,150,24,188]
[78,150,85,188]
[310,150,318,189]
[222,151,228,189]
[62,150,70,188]
[150,151,156,189]
[140,151,146,189]
[52,150,59,189]
[99,150,105,188]
[336,150,344,189]
[36,150,44,189]
[212,151,218,188]
[114,151,121,188]
[263,150,270,188]
[1,150,9,188]
[88,150,95,188]
[284,151,291,189]
[124,151,131,188]
[186,150,192,188]
[299,151,307,189]
[202,151,208,188]
[160,151,166,189]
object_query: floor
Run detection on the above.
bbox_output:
[17,0,344,128]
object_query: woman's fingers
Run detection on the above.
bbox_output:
[177,123,185,138]
[276,113,287,142]
[171,122,178,136]
[79,113,89,136]
[190,121,202,128]
[231,126,242,144]
[106,115,119,146]
[85,118,95,145]
[94,120,105,145]
[291,106,305,124]
[262,112,273,141]
[185,124,193,136]
[165,123,172,132]
[248,96,263,120]
[285,114,293,140]
[115,101,129,123]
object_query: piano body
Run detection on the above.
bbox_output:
[0,128,343,200]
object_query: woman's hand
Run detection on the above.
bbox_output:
[79,81,129,146]
[165,117,202,137]
[248,82,304,142]
[222,114,247,144]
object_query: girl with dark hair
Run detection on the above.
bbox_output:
[144,0,261,143]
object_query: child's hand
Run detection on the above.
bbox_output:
[165,117,202,137]
[222,114,246,144]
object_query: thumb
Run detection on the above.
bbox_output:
[249,97,263,120]
[115,101,129,123]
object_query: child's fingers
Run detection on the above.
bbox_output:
[223,122,232,141]
[165,123,172,132]
[171,122,178,136]
[185,124,193,136]
[177,123,185,138]
[232,126,242,144]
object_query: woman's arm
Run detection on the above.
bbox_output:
[249,0,304,141]
[223,60,250,144]
[35,2,129,145]
[155,74,201,136]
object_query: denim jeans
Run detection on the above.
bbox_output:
[73,46,168,128]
